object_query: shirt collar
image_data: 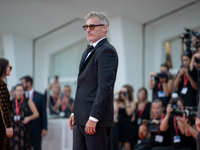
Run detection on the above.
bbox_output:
[91,37,106,48]
[26,88,34,98]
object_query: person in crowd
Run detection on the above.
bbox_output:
[10,84,39,150]
[20,76,47,150]
[174,51,197,107]
[68,11,118,150]
[116,85,136,150]
[135,99,171,150]
[180,33,200,56]
[134,87,151,144]
[160,97,196,150]
[9,86,15,100]
[45,78,61,115]
[107,98,119,150]
[0,58,13,150]
[192,52,200,150]
[54,85,74,118]
[148,63,173,108]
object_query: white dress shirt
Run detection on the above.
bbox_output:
[26,88,34,100]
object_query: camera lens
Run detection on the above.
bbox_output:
[123,92,128,96]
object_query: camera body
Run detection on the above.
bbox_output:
[172,107,197,119]
[181,28,200,51]
[121,91,128,97]
[171,93,178,110]
[152,72,169,82]
[142,119,159,133]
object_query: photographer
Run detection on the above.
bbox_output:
[174,51,197,107]
[148,63,173,108]
[160,96,196,150]
[116,85,136,150]
[180,29,200,55]
[190,43,200,71]
[45,78,62,115]
[135,99,171,150]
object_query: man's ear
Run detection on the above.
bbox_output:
[102,25,108,33]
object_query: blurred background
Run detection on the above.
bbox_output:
[0,0,200,100]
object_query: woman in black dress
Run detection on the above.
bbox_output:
[134,87,151,145]
[174,51,197,107]
[10,84,39,150]
[0,58,13,150]
[117,85,136,150]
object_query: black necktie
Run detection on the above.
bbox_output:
[81,45,94,65]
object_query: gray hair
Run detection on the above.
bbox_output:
[85,11,109,26]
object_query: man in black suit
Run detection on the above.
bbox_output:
[20,76,47,150]
[68,11,118,150]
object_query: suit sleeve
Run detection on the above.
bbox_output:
[41,95,48,130]
[89,48,118,120]
[0,82,12,128]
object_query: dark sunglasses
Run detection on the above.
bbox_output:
[8,66,12,70]
[82,24,105,31]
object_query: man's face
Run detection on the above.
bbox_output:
[63,87,71,97]
[52,84,60,95]
[20,79,27,91]
[177,100,184,110]
[151,102,163,118]
[191,36,197,47]
[160,66,168,73]
[85,16,107,43]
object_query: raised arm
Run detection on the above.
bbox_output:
[160,104,172,131]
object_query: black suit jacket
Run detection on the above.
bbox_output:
[73,38,118,127]
[31,91,47,134]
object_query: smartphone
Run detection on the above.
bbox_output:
[55,75,59,80]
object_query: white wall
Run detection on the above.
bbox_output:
[2,34,32,90]
[34,19,86,92]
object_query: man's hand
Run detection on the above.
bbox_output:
[68,115,74,130]
[41,129,48,137]
[159,77,166,83]
[177,113,187,125]
[195,117,200,132]
[139,124,148,139]
[85,119,97,135]
[166,104,172,115]
[6,127,13,138]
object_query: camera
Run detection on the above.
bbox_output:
[171,93,178,109]
[172,107,197,119]
[181,28,192,51]
[121,92,128,97]
[142,119,159,133]
[55,75,59,80]
[152,72,168,82]
[195,57,200,64]
[181,28,200,51]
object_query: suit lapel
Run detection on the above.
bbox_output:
[79,50,96,72]
[79,38,108,72]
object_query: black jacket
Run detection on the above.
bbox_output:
[31,91,47,134]
[73,38,118,127]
